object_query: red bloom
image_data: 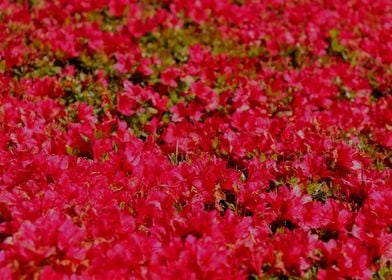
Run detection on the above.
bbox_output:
[161,67,181,87]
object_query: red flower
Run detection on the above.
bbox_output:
[161,67,181,87]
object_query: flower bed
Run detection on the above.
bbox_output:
[0,0,391,278]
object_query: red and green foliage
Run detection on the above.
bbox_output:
[0,0,391,278]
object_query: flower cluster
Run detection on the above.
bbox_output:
[0,0,391,279]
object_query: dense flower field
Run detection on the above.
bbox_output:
[0,0,391,278]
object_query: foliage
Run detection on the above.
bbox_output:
[0,0,391,278]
